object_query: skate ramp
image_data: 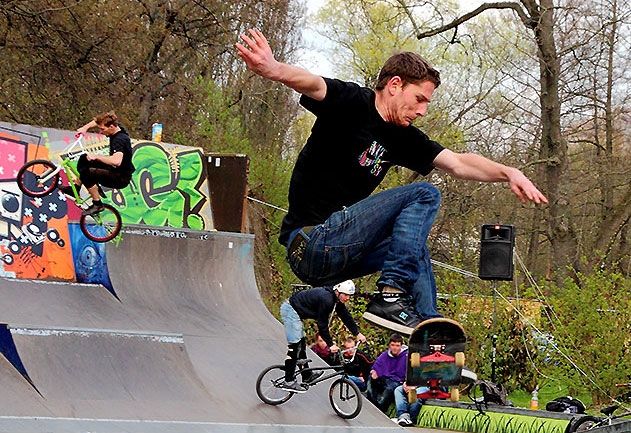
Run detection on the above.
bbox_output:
[0,226,404,432]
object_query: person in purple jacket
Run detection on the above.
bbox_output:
[367,333,407,412]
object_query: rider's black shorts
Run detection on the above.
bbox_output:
[77,155,131,189]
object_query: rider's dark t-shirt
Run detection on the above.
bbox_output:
[289,286,359,347]
[110,126,135,176]
[278,78,445,246]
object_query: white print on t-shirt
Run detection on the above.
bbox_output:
[358,141,386,177]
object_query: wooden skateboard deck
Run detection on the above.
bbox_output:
[406,317,466,401]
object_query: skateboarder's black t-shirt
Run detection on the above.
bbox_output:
[279,78,445,246]
[109,126,135,177]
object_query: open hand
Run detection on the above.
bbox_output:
[235,29,280,80]
[508,169,548,204]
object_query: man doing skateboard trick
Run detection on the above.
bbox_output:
[236,29,547,335]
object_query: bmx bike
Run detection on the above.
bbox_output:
[256,343,364,419]
[16,133,122,242]
[565,383,631,432]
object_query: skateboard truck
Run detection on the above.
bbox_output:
[417,378,452,400]
[422,350,456,363]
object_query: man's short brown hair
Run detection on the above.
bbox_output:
[94,111,118,127]
[389,333,404,344]
[375,52,441,90]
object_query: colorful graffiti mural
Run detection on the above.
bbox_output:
[0,134,74,280]
[0,122,213,282]
[110,141,208,230]
[68,223,114,294]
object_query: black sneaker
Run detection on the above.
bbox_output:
[302,370,324,384]
[59,185,76,198]
[278,380,307,393]
[362,293,422,335]
[83,201,104,215]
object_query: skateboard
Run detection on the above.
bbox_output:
[405,317,466,403]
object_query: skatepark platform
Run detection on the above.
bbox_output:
[0,225,437,432]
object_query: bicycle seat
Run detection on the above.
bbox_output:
[601,404,619,416]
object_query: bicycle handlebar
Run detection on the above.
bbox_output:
[332,340,363,365]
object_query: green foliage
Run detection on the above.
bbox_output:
[542,271,631,405]
[314,0,422,85]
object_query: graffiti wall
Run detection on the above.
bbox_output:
[114,141,208,230]
[0,122,213,282]
[0,132,75,280]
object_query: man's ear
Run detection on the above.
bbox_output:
[385,76,403,95]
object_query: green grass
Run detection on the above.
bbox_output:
[508,382,592,410]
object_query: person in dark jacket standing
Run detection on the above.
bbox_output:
[62,111,135,215]
[279,280,367,393]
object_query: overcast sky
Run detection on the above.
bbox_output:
[297,0,487,77]
[297,0,334,76]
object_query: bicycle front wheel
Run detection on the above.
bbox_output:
[329,377,362,419]
[256,365,295,406]
[17,160,59,197]
[79,204,122,242]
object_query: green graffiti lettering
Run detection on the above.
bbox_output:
[110,142,209,229]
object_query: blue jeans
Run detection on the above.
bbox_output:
[394,384,427,420]
[367,377,401,412]
[287,182,441,317]
[347,375,367,392]
[280,301,304,344]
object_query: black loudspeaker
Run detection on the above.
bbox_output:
[479,224,515,281]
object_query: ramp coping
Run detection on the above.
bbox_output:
[1,277,102,288]
[8,325,183,343]
[121,224,254,240]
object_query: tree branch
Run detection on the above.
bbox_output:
[416,2,533,41]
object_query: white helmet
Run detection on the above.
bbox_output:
[333,280,356,295]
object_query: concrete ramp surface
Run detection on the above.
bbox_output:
[0,226,408,432]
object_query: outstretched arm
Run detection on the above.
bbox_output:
[235,28,327,101]
[433,149,548,204]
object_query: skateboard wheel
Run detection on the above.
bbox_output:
[450,387,459,402]
[410,352,421,368]
[455,352,465,367]
[407,389,417,403]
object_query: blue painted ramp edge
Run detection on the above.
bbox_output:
[0,324,38,393]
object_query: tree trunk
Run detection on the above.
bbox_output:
[525,0,579,279]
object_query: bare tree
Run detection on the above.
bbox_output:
[402,0,581,279]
